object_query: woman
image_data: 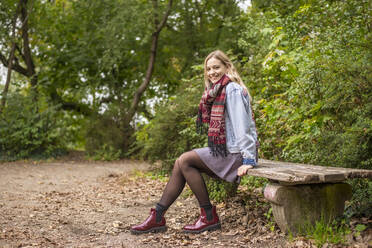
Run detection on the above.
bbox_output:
[131,50,258,234]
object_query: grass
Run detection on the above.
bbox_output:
[301,218,351,247]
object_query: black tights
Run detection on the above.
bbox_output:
[158,151,217,208]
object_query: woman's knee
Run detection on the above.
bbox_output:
[177,152,193,173]
[172,158,181,173]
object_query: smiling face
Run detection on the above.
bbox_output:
[206,57,228,84]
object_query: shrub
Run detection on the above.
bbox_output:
[237,0,371,215]
[84,112,132,160]
[0,92,67,161]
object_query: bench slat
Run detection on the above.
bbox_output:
[245,159,372,184]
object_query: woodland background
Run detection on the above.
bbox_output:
[0,0,371,218]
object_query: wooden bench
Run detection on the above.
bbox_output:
[244,159,372,235]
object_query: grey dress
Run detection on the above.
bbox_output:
[194,82,258,183]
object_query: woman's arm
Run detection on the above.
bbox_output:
[225,86,258,175]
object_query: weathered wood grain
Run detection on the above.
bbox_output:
[244,159,372,185]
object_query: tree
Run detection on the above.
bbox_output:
[0,0,246,158]
[31,0,176,155]
[0,0,37,110]
[33,0,243,156]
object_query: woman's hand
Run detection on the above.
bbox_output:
[237,165,253,177]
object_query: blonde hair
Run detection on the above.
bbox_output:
[203,50,251,99]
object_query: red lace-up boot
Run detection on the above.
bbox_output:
[183,206,221,233]
[130,208,167,234]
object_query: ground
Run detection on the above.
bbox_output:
[0,152,370,248]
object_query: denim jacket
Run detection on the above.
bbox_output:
[225,82,258,166]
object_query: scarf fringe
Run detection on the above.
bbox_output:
[208,137,228,157]
[196,110,209,135]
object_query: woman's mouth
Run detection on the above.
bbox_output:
[210,75,220,81]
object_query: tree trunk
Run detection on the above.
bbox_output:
[123,0,173,128]
[0,44,16,113]
[20,0,37,92]
[0,1,21,113]
[0,0,36,110]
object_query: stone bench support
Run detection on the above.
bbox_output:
[263,182,352,235]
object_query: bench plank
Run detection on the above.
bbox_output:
[245,159,372,185]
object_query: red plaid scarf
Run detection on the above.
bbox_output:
[196,74,231,156]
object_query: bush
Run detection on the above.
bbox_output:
[84,113,132,160]
[237,0,371,215]
[238,0,372,169]
[345,179,372,218]
[206,177,239,203]
[0,92,67,161]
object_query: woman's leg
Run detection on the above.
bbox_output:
[158,150,216,208]
[131,150,218,234]
[156,150,217,224]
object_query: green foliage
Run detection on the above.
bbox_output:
[236,0,371,215]
[0,0,248,161]
[355,224,366,232]
[303,219,351,247]
[240,175,268,191]
[127,169,170,183]
[29,0,245,157]
[89,144,122,161]
[133,71,206,168]
[84,113,133,161]
[0,92,67,161]
[238,0,372,169]
[205,177,239,203]
[345,179,372,218]
[264,207,276,232]
[143,171,169,183]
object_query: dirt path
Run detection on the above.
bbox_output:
[0,155,287,248]
[0,155,370,248]
[0,156,154,248]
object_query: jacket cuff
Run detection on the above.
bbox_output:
[242,158,256,166]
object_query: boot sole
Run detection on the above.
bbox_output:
[130,226,167,235]
[183,222,221,234]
